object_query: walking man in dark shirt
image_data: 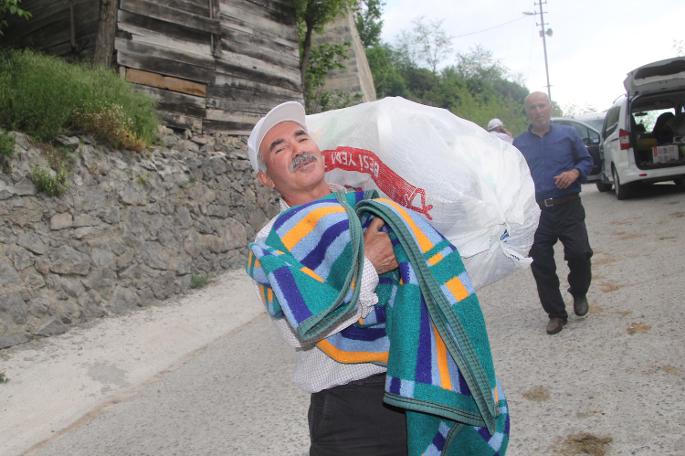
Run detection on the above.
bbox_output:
[513,92,594,335]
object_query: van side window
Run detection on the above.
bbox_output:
[603,107,619,137]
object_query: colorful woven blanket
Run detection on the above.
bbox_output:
[246,191,509,455]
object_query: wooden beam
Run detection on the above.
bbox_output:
[125,67,207,97]
[94,0,119,67]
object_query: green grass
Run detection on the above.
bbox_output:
[0,49,158,149]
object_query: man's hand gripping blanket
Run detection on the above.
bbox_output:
[246,191,509,455]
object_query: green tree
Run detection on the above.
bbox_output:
[354,0,384,48]
[395,16,452,74]
[0,0,31,36]
[365,44,407,98]
[295,0,356,74]
[294,0,357,112]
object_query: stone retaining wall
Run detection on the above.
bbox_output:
[0,128,278,348]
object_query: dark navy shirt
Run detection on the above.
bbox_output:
[513,124,593,202]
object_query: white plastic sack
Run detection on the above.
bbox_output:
[307,97,540,289]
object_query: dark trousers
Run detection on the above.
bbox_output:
[530,198,593,319]
[308,373,407,456]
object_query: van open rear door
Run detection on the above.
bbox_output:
[624,57,685,97]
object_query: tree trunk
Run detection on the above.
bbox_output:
[93,0,119,67]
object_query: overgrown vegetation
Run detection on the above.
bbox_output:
[31,164,68,196]
[0,49,158,150]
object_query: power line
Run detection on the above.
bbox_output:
[453,15,528,39]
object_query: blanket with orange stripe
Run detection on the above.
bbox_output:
[246,191,509,455]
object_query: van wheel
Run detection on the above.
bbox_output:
[596,181,612,192]
[612,167,630,200]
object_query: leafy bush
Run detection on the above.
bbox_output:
[0,49,158,149]
[31,165,68,196]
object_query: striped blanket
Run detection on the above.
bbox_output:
[246,191,509,455]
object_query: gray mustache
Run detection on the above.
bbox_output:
[290,152,318,171]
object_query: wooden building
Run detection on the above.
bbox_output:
[2,0,303,134]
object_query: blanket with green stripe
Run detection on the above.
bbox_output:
[246,191,509,455]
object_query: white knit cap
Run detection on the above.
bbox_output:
[247,101,307,171]
[487,118,504,131]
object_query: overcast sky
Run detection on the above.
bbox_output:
[381,0,685,115]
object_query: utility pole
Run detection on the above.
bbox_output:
[524,1,553,101]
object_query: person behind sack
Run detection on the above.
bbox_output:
[513,92,594,335]
[246,101,406,455]
[486,118,513,143]
[245,101,509,455]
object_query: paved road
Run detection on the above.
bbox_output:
[3,183,685,456]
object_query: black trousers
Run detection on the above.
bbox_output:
[308,373,407,456]
[530,198,593,320]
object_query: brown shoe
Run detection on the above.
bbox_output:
[546,317,567,335]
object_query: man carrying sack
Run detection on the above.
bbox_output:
[245,101,509,455]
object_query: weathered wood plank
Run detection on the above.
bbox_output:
[132,84,206,119]
[207,82,301,112]
[220,28,299,68]
[220,0,295,32]
[204,109,258,135]
[213,65,301,95]
[202,118,252,135]
[205,109,258,123]
[117,10,211,47]
[214,50,300,88]
[206,97,297,115]
[218,9,293,43]
[161,0,210,16]
[115,37,215,83]
[120,0,220,35]
[125,68,207,97]
[211,74,301,99]
[118,15,213,58]
[220,0,295,24]
[118,52,212,84]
